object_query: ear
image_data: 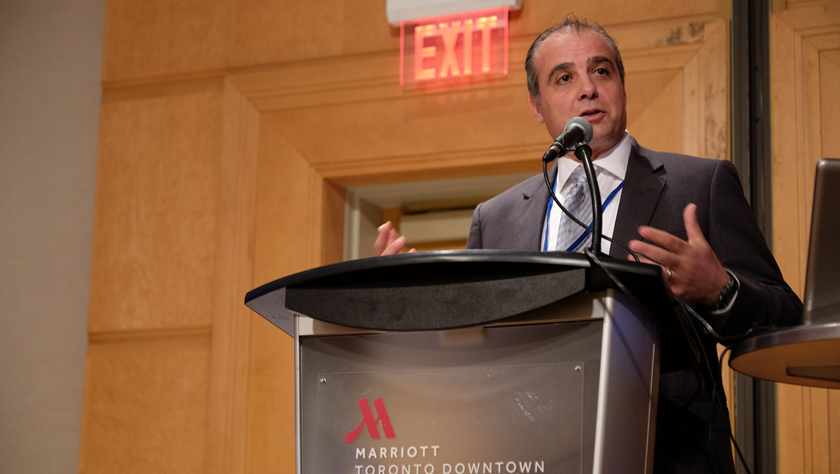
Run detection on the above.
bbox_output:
[528,94,545,124]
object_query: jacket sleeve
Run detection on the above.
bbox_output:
[465,202,484,250]
[705,160,803,335]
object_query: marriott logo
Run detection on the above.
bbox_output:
[345,397,396,443]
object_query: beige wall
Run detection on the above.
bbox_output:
[0,1,103,472]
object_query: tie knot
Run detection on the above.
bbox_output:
[569,165,599,185]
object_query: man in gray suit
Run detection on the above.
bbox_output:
[377,15,801,473]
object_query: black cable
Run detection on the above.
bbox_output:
[575,144,603,255]
[730,429,753,474]
[677,298,781,346]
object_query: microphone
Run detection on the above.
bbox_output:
[542,117,594,163]
[557,116,594,151]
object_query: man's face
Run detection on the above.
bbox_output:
[528,30,627,158]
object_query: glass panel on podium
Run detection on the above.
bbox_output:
[300,322,602,473]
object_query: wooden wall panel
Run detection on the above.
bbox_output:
[203,81,262,474]
[89,80,224,334]
[80,336,211,473]
[246,131,331,474]
[231,0,397,67]
[512,0,725,35]
[820,50,840,157]
[622,19,729,161]
[83,79,233,474]
[260,86,540,170]
[102,1,235,83]
[770,2,840,473]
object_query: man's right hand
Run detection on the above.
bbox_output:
[374,221,416,256]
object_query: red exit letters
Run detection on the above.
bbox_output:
[400,8,509,85]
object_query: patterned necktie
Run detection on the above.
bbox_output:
[556,165,599,252]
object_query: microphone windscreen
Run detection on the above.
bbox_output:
[566,117,594,144]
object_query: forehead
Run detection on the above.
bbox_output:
[534,30,616,75]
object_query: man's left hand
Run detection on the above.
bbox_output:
[628,203,730,306]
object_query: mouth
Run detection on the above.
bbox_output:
[580,109,604,120]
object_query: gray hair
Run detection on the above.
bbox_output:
[525,14,625,104]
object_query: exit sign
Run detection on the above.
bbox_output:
[400,7,509,85]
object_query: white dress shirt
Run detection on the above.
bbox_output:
[541,131,632,254]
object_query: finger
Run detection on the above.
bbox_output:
[635,252,663,267]
[382,235,407,256]
[374,222,396,255]
[629,239,675,267]
[626,245,672,279]
[374,222,391,247]
[636,225,688,254]
[682,203,705,244]
[630,252,660,267]
[627,242,654,262]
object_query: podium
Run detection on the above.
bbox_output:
[245,251,689,474]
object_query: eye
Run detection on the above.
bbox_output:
[594,68,609,76]
[556,74,571,84]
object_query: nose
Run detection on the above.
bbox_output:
[578,76,597,100]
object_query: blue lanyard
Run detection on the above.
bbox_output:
[542,172,624,252]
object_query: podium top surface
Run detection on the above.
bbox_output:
[245,250,675,337]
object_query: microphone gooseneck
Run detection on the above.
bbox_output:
[575,144,603,256]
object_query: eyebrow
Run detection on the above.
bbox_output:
[545,56,616,84]
[546,62,574,84]
[589,56,615,69]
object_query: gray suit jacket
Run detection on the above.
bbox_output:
[466,139,802,473]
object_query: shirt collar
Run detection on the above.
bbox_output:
[556,131,632,187]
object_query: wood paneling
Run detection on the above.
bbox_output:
[247,130,318,474]
[510,0,727,42]
[771,2,840,473]
[231,0,397,67]
[203,81,262,474]
[80,335,211,473]
[89,80,224,334]
[102,0,235,83]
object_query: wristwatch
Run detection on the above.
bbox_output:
[713,269,739,311]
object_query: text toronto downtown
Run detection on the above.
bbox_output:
[354,445,545,474]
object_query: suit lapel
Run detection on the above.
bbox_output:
[518,168,555,251]
[609,141,666,258]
